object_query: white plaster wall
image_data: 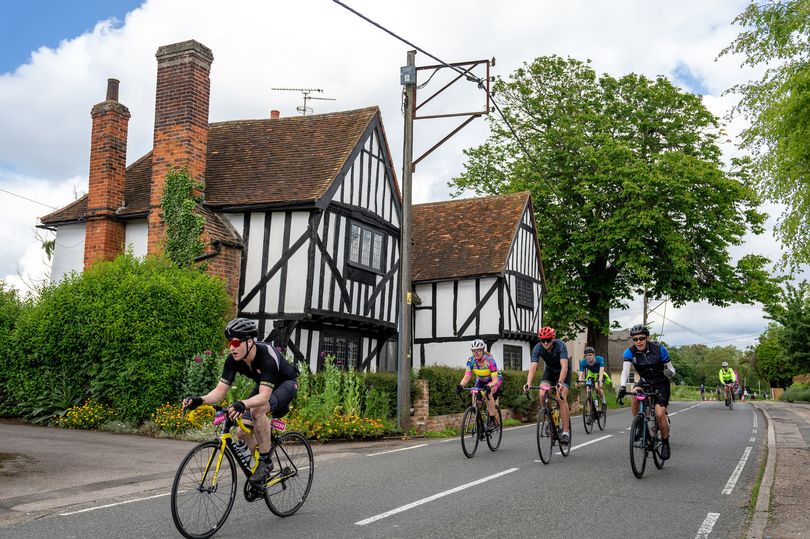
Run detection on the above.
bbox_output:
[51,223,85,282]
[124,219,147,257]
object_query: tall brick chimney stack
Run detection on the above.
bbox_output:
[147,40,214,254]
[83,78,130,269]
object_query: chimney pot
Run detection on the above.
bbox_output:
[270,110,281,119]
[106,78,120,102]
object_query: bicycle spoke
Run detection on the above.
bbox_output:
[265,432,314,517]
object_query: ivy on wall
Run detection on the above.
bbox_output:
[161,168,205,266]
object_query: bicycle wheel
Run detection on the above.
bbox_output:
[582,396,594,434]
[559,415,572,457]
[264,432,315,517]
[596,398,606,431]
[536,409,553,464]
[486,406,503,451]
[171,440,237,539]
[652,429,665,470]
[460,407,479,458]
[728,396,734,411]
[629,415,648,479]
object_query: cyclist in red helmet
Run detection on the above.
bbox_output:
[524,326,571,445]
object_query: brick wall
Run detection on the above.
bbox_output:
[204,244,241,315]
[83,79,129,268]
[148,40,213,254]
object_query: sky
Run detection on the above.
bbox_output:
[0,0,803,349]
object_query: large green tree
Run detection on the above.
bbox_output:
[763,280,810,377]
[722,0,810,266]
[754,323,794,387]
[451,56,779,367]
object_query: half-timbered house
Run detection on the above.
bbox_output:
[411,192,546,370]
[39,40,401,373]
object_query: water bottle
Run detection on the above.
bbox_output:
[551,409,560,427]
[233,440,253,468]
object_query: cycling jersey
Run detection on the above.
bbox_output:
[622,341,671,384]
[465,354,503,386]
[719,368,737,384]
[220,342,299,389]
[580,355,605,376]
[531,339,569,373]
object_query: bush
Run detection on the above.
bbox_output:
[56,400,116,429]
[782,382,810,402]
[286,414,386,441]
[7,254,230,423]
[0,281,28,412]
[180,349,226,398]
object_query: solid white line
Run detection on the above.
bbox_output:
[694,512,721,538]
[753,413,758,429]
[553,434,613,455]
[355,468,519,525]
[59,492,171,516]
[722,446,752,495]
[366,443,428,456]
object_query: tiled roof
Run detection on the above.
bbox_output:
[40,107,380,225]
[198,205,242,247]
[412,192,533,282]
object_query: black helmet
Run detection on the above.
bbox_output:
[225,318,258,340]
[629,324,650,337]
[584,346,595,354]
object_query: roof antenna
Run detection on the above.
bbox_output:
[271,87,336,116]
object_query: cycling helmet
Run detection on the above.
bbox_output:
[628,324,650,337]
[584,346,595,354]
[470,339,486,351]
[721,361,729,368]
[538,326,556,340]
[225,318,258,340]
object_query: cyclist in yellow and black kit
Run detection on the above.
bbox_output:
[719,361,737,406]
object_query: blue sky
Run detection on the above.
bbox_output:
[0,0,143,74]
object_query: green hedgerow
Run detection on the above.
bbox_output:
[56,400,116,430]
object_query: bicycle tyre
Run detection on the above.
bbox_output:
[264,432,315,517]
[559,415,572,457]
[652,428,665,470]
[629,415,648,479]
[486,406,503,451]
[171,440,237,539]
[536,409,553,464]
[460,406,479,458]
[583,396,594,434]
[596,398,606,431]
[728,396,734,411]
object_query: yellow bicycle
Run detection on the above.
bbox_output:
[170,405,314,539]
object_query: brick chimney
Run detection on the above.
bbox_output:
[83,78,130,269]
[147,40,214,254]
[270,109,280,119]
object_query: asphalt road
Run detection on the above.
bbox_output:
[0,401,763,538]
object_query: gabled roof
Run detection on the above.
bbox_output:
[40,107,383,225]
[412,192,536,282]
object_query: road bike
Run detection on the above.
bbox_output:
[580,379,606,434]
[724,383,735,411]
[618,385,667,479]
[527,385,571,464]
[170,405,314,539]
[458,387,502,458]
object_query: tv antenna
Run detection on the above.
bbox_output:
[271,87,336,116]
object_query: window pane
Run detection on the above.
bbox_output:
[361,229,372,266]
[372,233,383,270]
[348,339,359,367]
[336,338,347,367]
[350,224,361,263]
[322,337,335,356]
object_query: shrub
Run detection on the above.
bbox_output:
[180,349,226,398]
[286,413,386,441]
[782,383,810,402]
[0,281,28,412]
[56,400,116,430]
[7,253,230,423]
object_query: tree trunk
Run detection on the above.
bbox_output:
[586,306,611,372]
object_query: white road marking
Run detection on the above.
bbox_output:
[59,492,171,516]
[355,468,519,525]
[694,512,721,538]
[749,437,756,442]
[366,443,428,456]
[532,434,613,460]
[753,413,757,429]
[439,422,534,442]
[722,446,752,495]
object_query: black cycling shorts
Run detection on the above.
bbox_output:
[634,378,670,407]
[541,368,571,389]
[242,379,299,421]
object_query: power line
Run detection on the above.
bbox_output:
[0,187,57,209]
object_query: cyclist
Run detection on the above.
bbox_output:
[457,339,502,432]
[699,384,705,401]
[182,318,300,485]
[576,346,611,407]
[523,326,571,445]
[617,324,675,460]
[718,361,737,406]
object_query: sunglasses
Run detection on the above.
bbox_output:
[631,336,647,343]
[228,338,245,348]
[540,338,553,344]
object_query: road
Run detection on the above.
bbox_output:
[0,401,763,538]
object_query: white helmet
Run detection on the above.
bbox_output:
[470,339,486,351]
[721,361,729,368]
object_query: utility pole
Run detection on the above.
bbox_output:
[642,286,649,326]
[397,50,416,432]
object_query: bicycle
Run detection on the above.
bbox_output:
[458,387,503,458]
[618,385,667,479]
[723,382,735,411]
[580,379,606,434]
[170,405,314,539]
[527,384,571,464]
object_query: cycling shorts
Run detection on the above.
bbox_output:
[473,378,502,399]
[541,368,570,389]
[242,379,299,421]
[633,378,670,407]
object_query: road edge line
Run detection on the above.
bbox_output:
[745,404,776,539]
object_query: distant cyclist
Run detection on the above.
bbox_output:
[699,384,705,401]
[524,326,571,445]
[457,339,502,432]
[718,361,737,406]
[576,346,611,407]
[617,324,675,460]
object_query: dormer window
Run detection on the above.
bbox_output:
[349,222,384,272]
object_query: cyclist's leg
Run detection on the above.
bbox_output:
[654,381,671,440]
[557,371,571,434]
[539,370,552,409]
[268,379,299,419]
[484,382,501,419]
